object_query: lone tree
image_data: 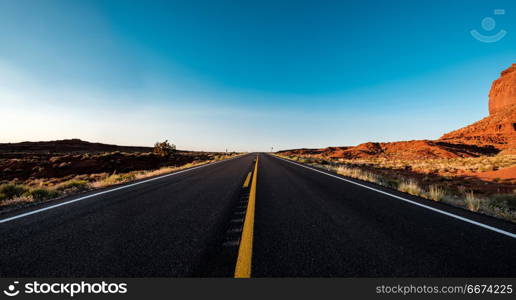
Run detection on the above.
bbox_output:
[153,140,176,157]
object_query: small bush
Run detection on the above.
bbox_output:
[0,184,29,199]
[490,194,516,211]
[153,140,176,157]
[386,178,400,189]
[23,188,60,201]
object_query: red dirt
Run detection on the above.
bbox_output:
[467,165,516,183]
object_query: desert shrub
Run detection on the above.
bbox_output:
[465,191,480,212]
[153,140,176,157]
[0,184,29,199]
[490,194,516,211]
[385,178,400,189]
[428,185,445,202]
[398,180,423,196]
[56,180,90,191]
[23,188,60,201]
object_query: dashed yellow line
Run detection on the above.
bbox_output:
[234,156,259,278]
[242,172,252,188]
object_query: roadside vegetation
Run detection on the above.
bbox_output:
[0,140,240,211]
[276,154,516,223]
[333,155,516,177]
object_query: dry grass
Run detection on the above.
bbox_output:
[0,183,59,207]
[90,160,218,188]
[428,185,445,202]
[0,195,34,207]
[335,154,516,176]
[398,180,423,196]
[465,191,481,212]
[336,166,379,183]
[56,179,90,191]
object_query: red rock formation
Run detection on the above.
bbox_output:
[489,64,516,115]
[439,106,516,150]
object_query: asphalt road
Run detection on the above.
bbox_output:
[0,153,515,277]
[253,154,516,277]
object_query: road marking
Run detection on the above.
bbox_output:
[272,155,516,239]
[223,240,240,247]
[234,155,259,278]
[228,227,243,233]
[243,172,252,188]
[0,154,248,225]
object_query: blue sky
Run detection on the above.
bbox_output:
[0,0,515,151]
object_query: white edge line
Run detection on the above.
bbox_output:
[0,154,247,224]
[271,154,516,239]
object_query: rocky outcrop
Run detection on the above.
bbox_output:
[439,106,516,150]
[489,64,516,115]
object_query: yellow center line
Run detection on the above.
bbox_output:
[234,155,259,278]
[242,171,252,188]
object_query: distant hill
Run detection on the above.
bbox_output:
[0,139,152,153]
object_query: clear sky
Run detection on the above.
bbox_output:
[1,0,515,152]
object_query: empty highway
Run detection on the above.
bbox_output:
[0,153,515,277]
